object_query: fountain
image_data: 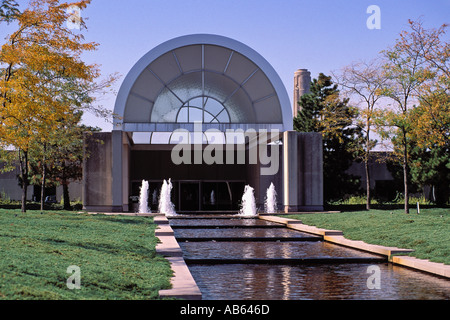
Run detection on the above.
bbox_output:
[239,185,257,217]
[264,183,277,213]
[152,189,158,205]
[158,179,177,216]
[138,180,150,213]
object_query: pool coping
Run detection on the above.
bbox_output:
[259,215,450,279]
[154,215,203,300]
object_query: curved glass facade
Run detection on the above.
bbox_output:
[124,44,282,126]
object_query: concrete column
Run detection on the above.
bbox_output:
[112,130,123,212]
[82,132,113,212]
[298,132,323,209]
[283,131,299,212]
[311,133,324,207]
[293,69,311,117]
[283,131,323,212]
[122,140,130,212]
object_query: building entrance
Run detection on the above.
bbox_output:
[130,180,245,212]
[180,181,200,211]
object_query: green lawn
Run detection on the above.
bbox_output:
[284,208,450,265]
[0,210,172,300]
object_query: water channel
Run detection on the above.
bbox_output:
[169,215,450,300]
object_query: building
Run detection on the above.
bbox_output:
[82,34,324,213]
[0,161,82,204]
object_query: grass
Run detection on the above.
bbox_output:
[283,208,450,265]
[0,210,173,300]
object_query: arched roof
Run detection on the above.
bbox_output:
[113,34,292,133]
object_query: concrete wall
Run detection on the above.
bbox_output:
[55,181,82,203]
[83,132,114,212]
[283,131,323,212]
[0,164,32,201]
[0,162,82,203]
[346,151,394,191]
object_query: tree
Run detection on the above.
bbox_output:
[379,21,435,213]
[294,73,362,202]
[407,20,449,206]
[29,111,100,210]
[0,0,116,212]
[407,20,449,150]
[409,141,449,205]
[379,19,449,212]
[0,0,19,23]
[333,59,386,209]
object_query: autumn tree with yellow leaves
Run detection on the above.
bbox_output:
[0,0,116,212]
[406,20,450,206]
[378,19,449,212]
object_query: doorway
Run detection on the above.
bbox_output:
[130,179,245,212]
[180,182,200,211]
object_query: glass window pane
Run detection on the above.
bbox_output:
[205,98,225,115]
[177,107,189,123]
[188,107,203,122]
[216,110,231,123]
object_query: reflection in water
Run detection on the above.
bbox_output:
[281,265,291,300]
[169,218,276,227]
[172,216,450,300]
[188,264,450,300]
[174,228,316,238]
[179,241,382,260]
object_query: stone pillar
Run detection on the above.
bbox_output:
[112,130,124,212]
[293,69,311,117]
[83,131,129,213]
[283,131,323,212]
[283,131,299,212]
[122,138,131,212]
[83,132,113,212]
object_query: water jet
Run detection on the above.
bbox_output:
[159,179,177,216]
[264,183,277,213]
[138,180,150,213]
[239,185,257,217]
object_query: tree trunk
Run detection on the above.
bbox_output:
[61,163,71,210]
[403,129,409,214]
[21,179,27,213]
[63,181,71,210]
[19,149,28,213]
[365,126,371,210]
[403,160,409,213]
[365,159,371,210]
[40,145,47,212]
[40,168,46,211]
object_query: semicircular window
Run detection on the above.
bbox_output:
[176,96,231,123]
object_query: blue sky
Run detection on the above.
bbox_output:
[2,0,449,131]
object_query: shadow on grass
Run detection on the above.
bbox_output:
[325,204,450,212]
[70,239,154,256]
[99,216,151,225]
